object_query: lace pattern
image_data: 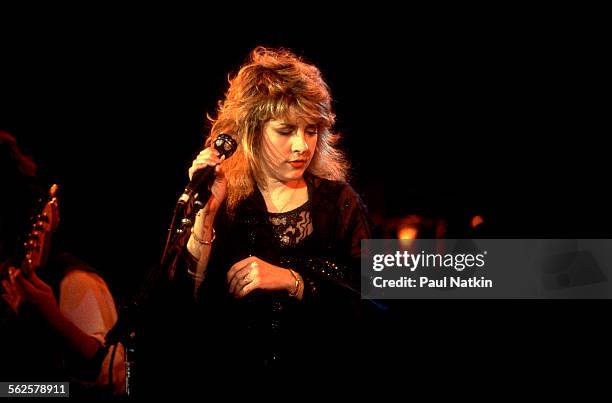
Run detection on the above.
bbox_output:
[268,200,313,248]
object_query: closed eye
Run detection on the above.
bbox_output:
[306,126,318,136]
[274,124,318,136]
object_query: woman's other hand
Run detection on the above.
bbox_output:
[226,256,300,299]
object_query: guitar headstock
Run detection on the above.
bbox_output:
[22,184,60,276]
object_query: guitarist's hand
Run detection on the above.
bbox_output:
[1,266,22,313]
[12,270,103,361]
[14,270,61,322]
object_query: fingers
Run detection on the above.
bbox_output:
[15,271,39,297]
[228,260,257,295]
[228,267,249,295]
[195,149,222,165]
[3,275,25,297]
[215,155,226,175]
[236,281,256,298]
[227,263,243,294]
[232,271,258,298]
[1,279,16,295]
[26,271,50,291]
[228,258,261,297]
[227,256,255,281]
[1,280,20,313]
[188,147,223,180]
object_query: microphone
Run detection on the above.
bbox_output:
[178,133,237,204]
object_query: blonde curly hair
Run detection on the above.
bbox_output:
[205,46,349,215]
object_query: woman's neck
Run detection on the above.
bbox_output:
[260,177,308,213]
[264,177,304,193]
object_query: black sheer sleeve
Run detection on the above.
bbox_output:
[283,182,371,304]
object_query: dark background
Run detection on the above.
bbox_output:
[2,17,608,292]
[1,11,609,380]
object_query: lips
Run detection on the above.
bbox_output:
[288,160,307,168]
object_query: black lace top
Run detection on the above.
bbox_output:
[164,174,372,370]
[268,200,313,248]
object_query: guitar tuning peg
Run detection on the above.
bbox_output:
[49,184,59,198]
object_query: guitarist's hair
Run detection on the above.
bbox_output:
[0,130,43,261]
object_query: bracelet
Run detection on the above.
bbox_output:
[288,268,301,297]
[190,227,216,245]
[186,266,204,280]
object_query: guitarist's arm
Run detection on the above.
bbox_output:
[13,270,102,360]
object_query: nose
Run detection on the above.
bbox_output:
[291,130,309,154]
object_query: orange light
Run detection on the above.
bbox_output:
[398,226,418,240]
[471,215,484,229]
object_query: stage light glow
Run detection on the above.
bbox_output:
[471,215,484,229]
[398,226,418,240]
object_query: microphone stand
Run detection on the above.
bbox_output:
[159,197,188,269]
[104,301,138,396]
[105,189,208,397]
[115,134,234,395]
[160,189,209,271]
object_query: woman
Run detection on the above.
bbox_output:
[167,47,371,372]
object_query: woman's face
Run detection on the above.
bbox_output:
[261,117,318,182]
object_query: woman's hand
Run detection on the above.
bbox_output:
[188,146,227,206]
[227,256,298,298]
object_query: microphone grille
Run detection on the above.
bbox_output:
[214,133,237,159]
